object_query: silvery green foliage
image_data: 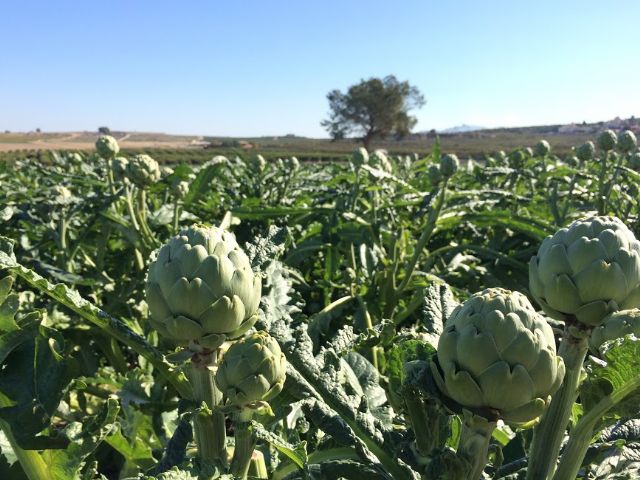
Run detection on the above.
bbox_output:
[530,215,640,326]
[590,309,640,352]
[597,129,618,151]
[432,288,564,424]
[618,130,638,153]
[440,154,459,178]
[145,225,261,348]
[126,154,161,187]
[95,135,120,159]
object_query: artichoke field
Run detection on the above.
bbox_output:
[2,132,640,479]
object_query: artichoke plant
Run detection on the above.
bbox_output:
[440,154,459,178]
[351,147,369,168]
[171,180,189,200]
[216,331,286,406]
[535,140,551,157]
[96,135,120,159]
[597,129,617,151]
[590,309,640,352]
[629,152,640,171]
[432,288,565,424]
[126,154,161,187]
[530,215,640,327]
[145,225,262,349]
[370,150,393,173]
[618,130,637,153]
[427,164,442,185]
[110,157,129,182]
[576,141,595,161]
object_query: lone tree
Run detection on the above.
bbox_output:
[321,75,425,149]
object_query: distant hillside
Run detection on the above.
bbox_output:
[438,124,485,134]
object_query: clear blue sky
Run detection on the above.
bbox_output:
[1,0,638,137]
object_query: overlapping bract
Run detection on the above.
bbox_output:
[126,154,161,187]
[529,216,640,326]
[95,135,120,159]
[145,225,262,348]
[216,331,286,406]
[590,309,640,352]
[433,288,565,424]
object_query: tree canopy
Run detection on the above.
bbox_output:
[321,75,425,149]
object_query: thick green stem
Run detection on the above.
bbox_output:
[457,412,496,480]
[187,358,227,467]
[172,199,180,234]
[596,152,608,215]
[526,329,589,480]
[0,416,52,480]
[230,409,256,480]
[403,387,444,457]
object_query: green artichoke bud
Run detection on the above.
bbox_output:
[145,225,262,348]
[370,150,393,173]
[597,129,617,151]
[161,166,175,177]
[618,130,637,153]
[529,215,640,326]
[126,154,161,187]
[171,180,189,200]
[432,288,565,424]
[576,141,595,161]
[96,135,120,159]
[427,164,443,184]
[110,157,129,181]
[216,331,286,406]
[508,150,526,169]
[249,154,267,172]
[285,156,300,172]
[351,147,369,168]
[67,152,83,165]
[629,152,640,170]
[565,156,579,168]
[590,309,640,352]
[535,140,551,157]
[495,150,506,162]
[440,154,459,178]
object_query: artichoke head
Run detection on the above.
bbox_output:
[618,130,638,153]
[216,331,286,406]
[576,141,595,161]
[351,147,369,168]
[440,154,459,178]
[590,309,640,353]
[145,225,262,349]
[126,154,161,187]
[110,157,129,181]
[432,288,565,424]
[171,180,189,200]
[96,135,120,159]
[534,140,551,157]
[530,215,640,327]
[597,130,617,151]
[427,164,443,185]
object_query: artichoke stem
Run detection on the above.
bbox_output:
[526,328,588,480]
[456,412,496,480]
[230,409,256,480]
[404,386,446,457]
[0,419,52,480]
[188,359,227,468]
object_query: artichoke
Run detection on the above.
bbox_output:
[629,152,640,171]
[590,309,640,352]
[508,150,526,169]
[171,180,189,200]
[618,130,637,153]
[432,288,565,424]
[351,147,369,168]
[371,150,393,173]
[535,140,551,157]
[427,164,443,185]
[216,331,286,406]
[145,225,262,348]
[440,154,459,178]
[576,141,595,161]
[597,130,617,151]
[249,154,267,172]
[110,157,129,182]
[285,156,300,172]
[126,154,161,187]
[529,215,640,326]
[96,135,120,159]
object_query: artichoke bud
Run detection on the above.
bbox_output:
[629,152,640,171]
[576,141,595,161]
[250,154,267,172]
[145,224,262,349]
[427,164,443,185]
[535,140,551,157]
[495,150,507,162]
[440,154,459,178]
[171,180,189,199]
[597,129,617,151]
[530,215,640,327]
[126,154,161,187]
[618,130,637,153]
[432,288,565,425]
[95,135,120,159]
[351,147,369,168]
[508,150,525,168]
[524,147,533,157]
[110,157,129,181]
[215,331,286,407]
[590,309,640,353]
[371,150,393,173]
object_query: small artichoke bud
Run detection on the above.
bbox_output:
[171,180,189,200]
[534,140,551,157]
[249,154,267,172]
[565,156,579,168]
[216,331,287,406]
[67,152,83,165]
[576,141,595,161]
[351,148,369,168]
[524,147,534,157]
[110,156,129,181]
[432,288,565,424]
[495,151,506,162]
[427,164,443,184]
[440,154,459,178]
[597,129,617,151]
[508,150,526,168]
[590,309,640,353]
[126,154,161,187]
[161,166,175,178]
[145,224,262,349]
[530,215,640,326]
[96,135,120,159]
[618,130,637,153]
[285,156,300,172]
[629,152,640,170]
